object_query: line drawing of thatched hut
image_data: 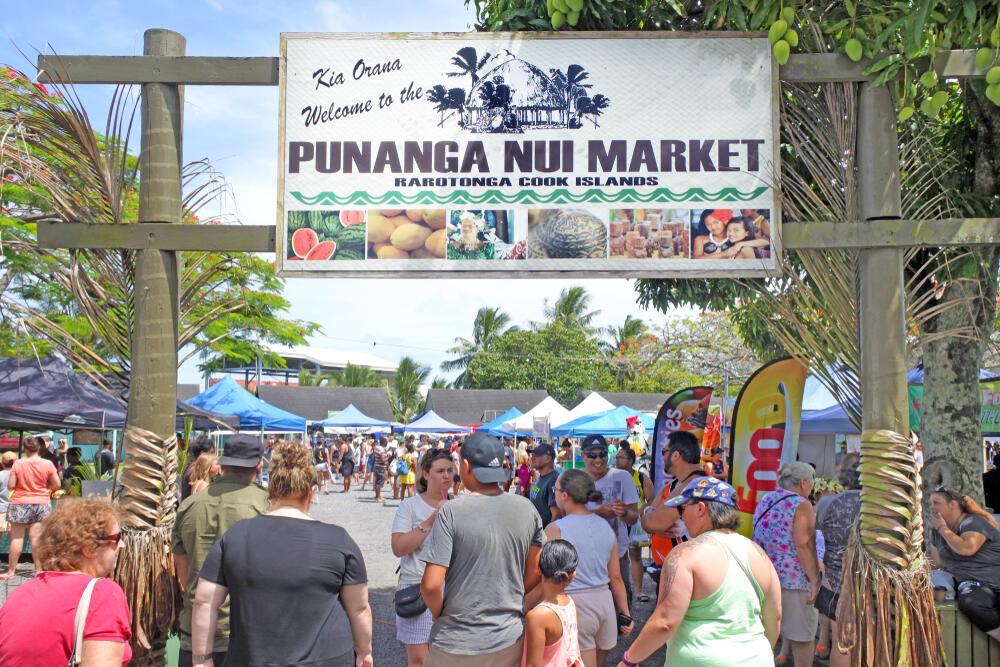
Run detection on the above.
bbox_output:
[466,57,566,132]
[427,50,610,134]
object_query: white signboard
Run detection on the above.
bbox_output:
[277,32,779,277]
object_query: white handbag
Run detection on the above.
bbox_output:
[68,578,100,666]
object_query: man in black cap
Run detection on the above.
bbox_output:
[420,431,545,666]
[581,433,640,608]
[528,443,561,526]
[172,434,269,667]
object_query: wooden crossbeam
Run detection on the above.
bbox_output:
[36,221,275,252]
[37,55,278,85]
[783,218,1000,249]
[38,48,989,87]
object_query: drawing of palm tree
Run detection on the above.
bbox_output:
[426,85,467,127]
[562,64,592,125]
[447,46,491,95]
[577,94,610,127]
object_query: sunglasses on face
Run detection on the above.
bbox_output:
[585,452,607,460]
[99,532,122,545]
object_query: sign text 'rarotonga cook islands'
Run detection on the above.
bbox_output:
[277,32,779,277]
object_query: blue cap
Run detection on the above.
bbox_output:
[664,477,739,508]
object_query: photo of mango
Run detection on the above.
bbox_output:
[367,209,447,259]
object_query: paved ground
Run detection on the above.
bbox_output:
[2,483,829,665]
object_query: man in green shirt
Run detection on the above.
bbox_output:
[172,434,269,666]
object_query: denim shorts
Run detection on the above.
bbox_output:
[7,503,52,525]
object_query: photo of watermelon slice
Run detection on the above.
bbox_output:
[304,240,337,260]
[291,227,318,258]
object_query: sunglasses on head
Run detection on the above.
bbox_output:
[585,451,607,459]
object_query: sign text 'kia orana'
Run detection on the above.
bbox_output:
[277,32,779,277]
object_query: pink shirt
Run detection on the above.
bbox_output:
[523,597,583,667]
[0,572,132,666]
[10,457,56,504]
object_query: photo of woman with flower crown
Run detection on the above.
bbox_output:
[446,210,523,260]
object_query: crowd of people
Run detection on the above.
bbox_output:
[1,424,999,666]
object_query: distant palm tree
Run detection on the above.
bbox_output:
[297,367,338,386]
[431,376,451,389]
[387,356,430,423]
[298,363,383,387]
[543,286,601,333]
[442,307,513,387]
[601,315,646,354]
[339,363,384,387]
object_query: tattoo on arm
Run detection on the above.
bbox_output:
[659,537,711,597]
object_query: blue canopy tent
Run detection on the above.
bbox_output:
[478,407,523,436]
[551,405,655,439]
[800,403,860,434]
[403,410,471,433]
[187,376,306,432]
[317,404,390,431]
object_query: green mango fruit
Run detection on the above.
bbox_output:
[986,83,1000,105]
[975,48,994,71]
[845,39,863,63]
[919,71,937,88]
[551,9,566,28]
[781,7,795,25]
[773,39,790,66]
[768,20,788,45]
[897,106,914,122]
[566,0,584,11]
[987,66,1000,85]
[992,28,1000,48]
[567,9,580,25]
[785,29,799,48]
[553,0,569,13]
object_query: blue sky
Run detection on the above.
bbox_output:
[1,1,671,386]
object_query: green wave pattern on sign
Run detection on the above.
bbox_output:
[290,187,769,207]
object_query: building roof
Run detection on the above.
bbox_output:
[423,389,551,425]
[569,391,669,414]
[257,385,395,422]
[178,384,200,402]
[262,343,398,374]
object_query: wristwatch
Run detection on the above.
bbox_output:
[192,654,213,663]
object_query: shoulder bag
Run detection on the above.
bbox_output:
[394,583,427,618]
[751,491,797,532]
[68,577,100,666]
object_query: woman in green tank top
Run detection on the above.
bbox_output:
[616,478,782,667]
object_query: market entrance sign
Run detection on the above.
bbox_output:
[277,32,779,277]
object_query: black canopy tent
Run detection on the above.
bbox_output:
[0,357,239,433]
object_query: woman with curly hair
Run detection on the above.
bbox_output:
[0,498,131,664]
[192,439,373,667]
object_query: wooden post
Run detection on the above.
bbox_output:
[857,85,909,433]
[127,29,184,436]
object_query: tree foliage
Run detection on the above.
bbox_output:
[0,66,318,395]
[387,356,431,422]
[463,320,615,405]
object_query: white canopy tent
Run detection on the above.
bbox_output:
[563,391,616,422]
[501,396,571,434]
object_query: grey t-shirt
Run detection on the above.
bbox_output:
[421,491,545,655]
[931,513,1000,587]
[587,468,640,557]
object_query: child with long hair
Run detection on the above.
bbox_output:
[523,539,584,667]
